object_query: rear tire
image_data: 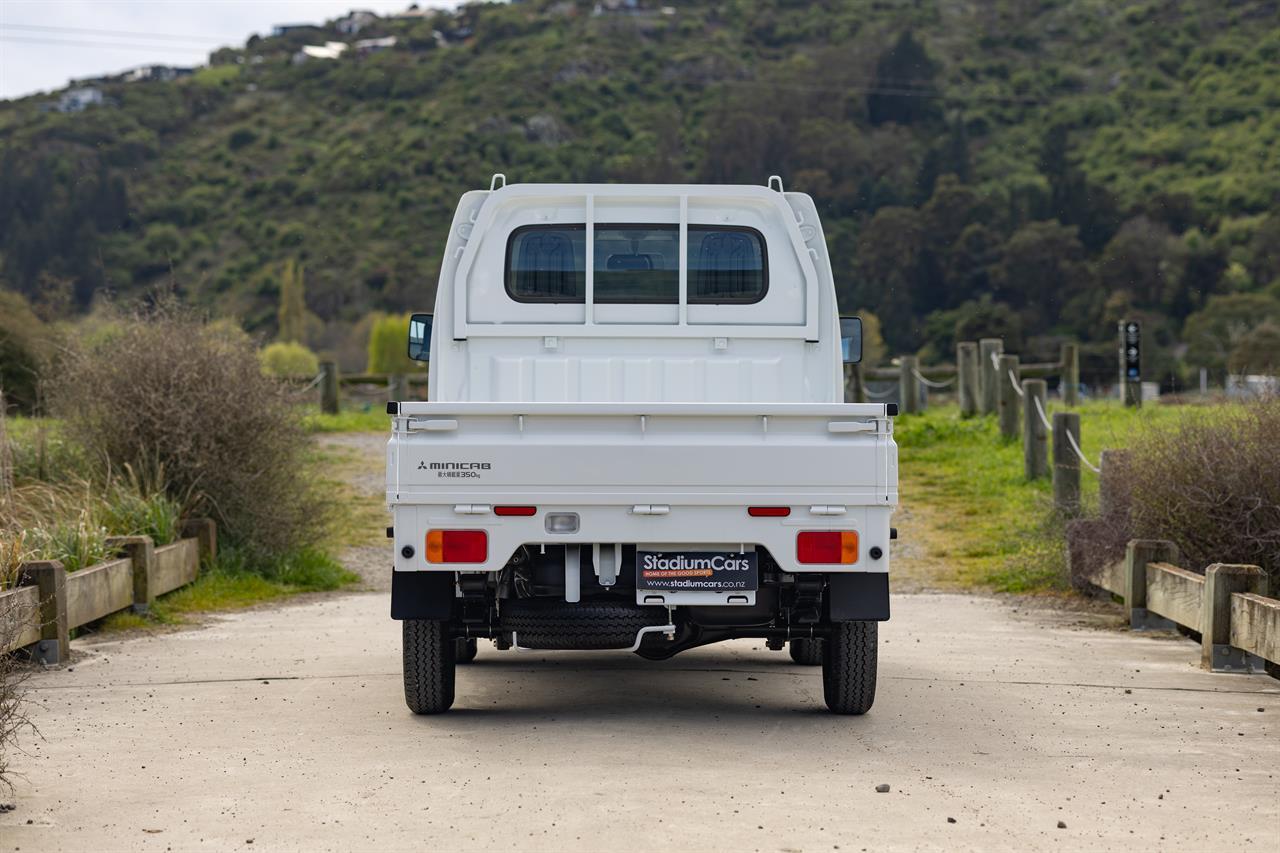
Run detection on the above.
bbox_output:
[822,621,877,715]
[789,638,824,665]
[403,619,455,714]
[454,637,478,663]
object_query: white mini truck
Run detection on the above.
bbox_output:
[387,177,898,715]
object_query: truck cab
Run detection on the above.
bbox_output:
[387,177,898,714]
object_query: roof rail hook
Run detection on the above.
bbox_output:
[490,173,507,191]
[767,175,784,192]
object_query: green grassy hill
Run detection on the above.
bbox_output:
[2,0,1278,379]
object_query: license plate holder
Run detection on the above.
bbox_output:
[635,550,759,592]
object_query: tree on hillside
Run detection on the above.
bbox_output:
[991,221,1092,333]
[277,259,307,344]
[867,32,941,127]
[1183,293,1280,371]
[1097,217,1185,309]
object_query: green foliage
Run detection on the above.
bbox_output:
[259,341,320,377]
[1182,293,1280,370]
[0,292,51,414]
[366,313,416,374]
[277,258,307,344]
[0,0,1276,377]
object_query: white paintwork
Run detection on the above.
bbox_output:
[389,180,897,583]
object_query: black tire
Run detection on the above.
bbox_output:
[789,638,824,666]
[822,621,877,715]
[403,619,455,714]
[454,637,478,663]
[500,599,667,650]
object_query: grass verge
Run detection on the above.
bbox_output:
[302,408,390,433]
[896,400,1206,593]
[101,547,358,630]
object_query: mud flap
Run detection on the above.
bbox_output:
[391,570,455,621]
[828,573,890,622]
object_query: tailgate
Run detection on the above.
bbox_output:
[388,402,897,507]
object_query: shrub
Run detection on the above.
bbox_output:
[51,304,330,560]
[1126,398,1280,584]
[366,313,418,374]
[259,341,320,378]
[0,291,51,414]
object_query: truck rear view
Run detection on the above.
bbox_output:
[387,177,898,714]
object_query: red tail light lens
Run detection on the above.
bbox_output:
[748,506,791,517]
[796,531,858,564]
[494,506,537,517]
[425,530,487,563]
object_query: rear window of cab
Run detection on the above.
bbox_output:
[505,224,768,304]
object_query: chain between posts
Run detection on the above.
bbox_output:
[1033,394,1101,473]
[911,368,956,389]
[863,385,897,399]
[289,371,326,397]
[1008,369,1025,397]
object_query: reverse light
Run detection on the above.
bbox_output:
[425,529,487,563]
[748,506,791,517]
[544,512,580,534]
[494,505,537,517]
[796,531,858,564]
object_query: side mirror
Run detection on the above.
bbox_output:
[840,316,863,365]
[408,313,433,362]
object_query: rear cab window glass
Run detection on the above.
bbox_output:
[506,226,585,301]
[505,225,767,304]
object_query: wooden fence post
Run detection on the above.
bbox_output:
[18,560,68,664]
[1124,539,1179,629]
[997,354,1020,440]
[1022,378,1049,479]
[898,355,921,414]
[978,338,1003,415]
[320,360,340,415]
[1201,564,1268,672]
[107,535,156,612]
[957,342,979,417]
[1052,411,1081,514]
[180,517,218,564]
[389,373,409,404]
[1060,342,1079,406]
[843,362,866,403]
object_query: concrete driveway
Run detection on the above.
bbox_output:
[4,590,1276,852]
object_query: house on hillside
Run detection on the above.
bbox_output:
[336,10,379,34]
[272,23,318,37]
[124,65,195,83]
[54,87,105,113]
[392,4,432,20]
[354,36,398,55]
[292,41,349,64]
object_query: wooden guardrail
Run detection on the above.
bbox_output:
[1081,538,1277,675]
[0,518,216,664]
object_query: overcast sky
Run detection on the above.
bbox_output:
[0,1,457,100]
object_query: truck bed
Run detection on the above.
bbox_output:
[387,401,897,574]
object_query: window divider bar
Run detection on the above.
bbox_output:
[678,196,688,326]
[584,194,595,326]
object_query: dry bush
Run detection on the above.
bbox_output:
[50,304,330,560]
[1126,397,1280,584]
[0,530,36,794]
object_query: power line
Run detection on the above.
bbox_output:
[0,34,212,53]
[0,23,231,44]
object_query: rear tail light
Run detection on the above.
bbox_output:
[748,506,791,517]
[494,505,537,517]
[796,531,858,564]
[425,529,487,563]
